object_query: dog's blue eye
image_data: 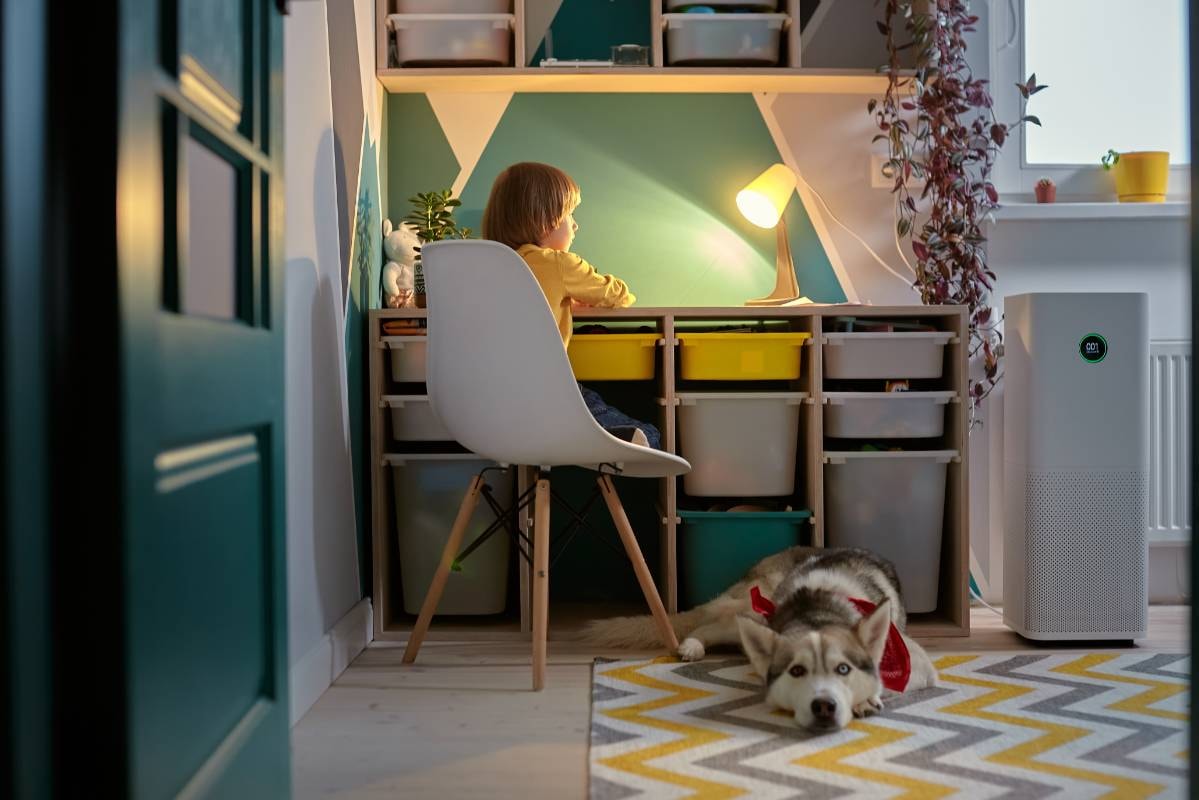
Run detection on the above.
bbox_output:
[789,665,806,678]
[837,663,851,675]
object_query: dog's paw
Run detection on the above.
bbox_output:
[677,638,705,661]
[853,695,884,718]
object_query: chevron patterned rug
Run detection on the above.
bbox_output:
[589,652,1189,799]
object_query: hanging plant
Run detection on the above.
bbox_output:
[870,0,1045,407]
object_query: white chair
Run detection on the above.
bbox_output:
[401,239,690,690]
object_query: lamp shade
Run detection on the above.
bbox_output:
[736,163,796,229]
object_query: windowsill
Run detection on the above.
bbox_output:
[992,200,1190,222]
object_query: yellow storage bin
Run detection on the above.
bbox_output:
[568,333,661,380]
[677,332,811,380]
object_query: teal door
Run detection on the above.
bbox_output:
[118,1,289,797]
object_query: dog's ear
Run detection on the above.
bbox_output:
[737,615,777,680]
[854,600,891,666]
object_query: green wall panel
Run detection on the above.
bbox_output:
[345,127,382,586]
[454,93,845,305]
[385,93,460,231]
[529,0,651,65]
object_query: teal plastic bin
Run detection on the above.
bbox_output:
[679,509,811,608]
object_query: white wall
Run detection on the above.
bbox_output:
[974,219,1191,603]
[284,1,364,723]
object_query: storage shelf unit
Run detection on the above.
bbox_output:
[375,0,893,94]
[369,305,970,642]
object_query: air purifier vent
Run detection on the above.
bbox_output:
[1024,469,1147,634]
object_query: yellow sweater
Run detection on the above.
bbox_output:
[516,244,635,346]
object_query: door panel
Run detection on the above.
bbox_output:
[179,0,246,130]
[119,0,287,796]
[182,135,242,320]
[133,435,271,798]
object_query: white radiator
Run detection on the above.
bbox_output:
[1149,340,1191,543]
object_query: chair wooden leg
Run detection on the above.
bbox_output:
[532,477,551,691]
[402,475,484,664]
[597,474,679,651]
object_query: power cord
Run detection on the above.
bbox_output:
[793,170,919,290]
[968,584,1004,617]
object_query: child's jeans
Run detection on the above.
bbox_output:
[578,384,662,450]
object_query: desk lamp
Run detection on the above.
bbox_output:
[736,163,802,306]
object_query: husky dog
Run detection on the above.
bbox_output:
[580,546,937,732]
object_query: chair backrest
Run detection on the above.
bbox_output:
[421,239,611,466]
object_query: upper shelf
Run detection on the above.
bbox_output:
[376,67,892,94]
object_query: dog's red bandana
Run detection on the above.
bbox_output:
[845,597,911,692]
[749,587,911,692]
[750,586,776,617]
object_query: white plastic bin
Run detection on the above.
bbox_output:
[678,392,806,496]
[823,450,956,613]
[388,455,511,615]
[823,391,955,438]
[397,0,508,12]
[383,395,453,441]
[666,0,777,8]
[387,13,514,66]
[663,13,787,66]
[384,335,427,382]
[822,331,954,379]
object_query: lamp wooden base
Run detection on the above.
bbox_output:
[745,217,801,306]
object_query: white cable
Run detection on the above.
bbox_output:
[969,585,1004,617]
[794,171,918,290]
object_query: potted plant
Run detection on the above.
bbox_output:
[1034,177,1056,204]
[1101,149,1169,203]
[403,189,473,307]
[870,0,1046,408]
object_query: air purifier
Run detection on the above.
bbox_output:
[1003,292,1149,640]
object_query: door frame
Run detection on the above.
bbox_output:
[3,0,126,795]
[3,0,52,796]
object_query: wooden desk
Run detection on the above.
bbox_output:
[369,305,969,641]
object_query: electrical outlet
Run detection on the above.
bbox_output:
[870,154,892,189]
[870,153,925,190]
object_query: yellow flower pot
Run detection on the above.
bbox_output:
[1113,151,1169,202]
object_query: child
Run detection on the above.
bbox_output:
[482,162,662,450]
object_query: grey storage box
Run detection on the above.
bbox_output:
[823,391,955,438]
[384,335,428,382]
[387,13,514,67]
[677,391,806,496]
[397,0,508,11]
[383,395,453,441]
[663,13,787,66]
[666,0,776,7]
[823,450,956,613]
[388,455,511,615]
[823,331,954,379]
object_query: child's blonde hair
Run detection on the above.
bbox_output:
[482,162,581,250]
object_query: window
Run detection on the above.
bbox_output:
[1023,0,1188,166]
[990,0,1190,198]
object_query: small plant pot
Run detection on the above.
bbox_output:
[1113,151,1169,202]
[1034,183,1056,203]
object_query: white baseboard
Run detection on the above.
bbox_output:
[290,597,373,725]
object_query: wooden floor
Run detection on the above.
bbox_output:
[291,606,1190,800]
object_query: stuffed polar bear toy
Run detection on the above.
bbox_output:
[382,219,420,309]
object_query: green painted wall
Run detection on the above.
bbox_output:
[387,93,846,304]
[385,94,460,221]
[529,0,650,64]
